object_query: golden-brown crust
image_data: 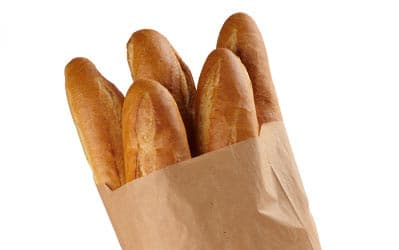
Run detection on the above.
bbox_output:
[65,57,125,190]
[195,48,259,154]
[122,79,191,182]
[217,12,282,125]
[126,29,197,155]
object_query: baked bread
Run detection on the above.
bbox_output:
[65,57,125,190]
[195,48,259,154]
[127,29,196,155]
[217,12,282,124]
[122,79,191,182]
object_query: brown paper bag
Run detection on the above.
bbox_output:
[97,121,321,250]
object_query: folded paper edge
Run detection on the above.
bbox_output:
[97,122,282,193]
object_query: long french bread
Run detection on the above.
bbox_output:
[65,57,125,190]
[195,48,259,154]
[217,12,282,124]
[127,29,197,155]
[122,79,191,182]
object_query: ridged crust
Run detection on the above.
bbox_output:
[195,48,259,154]
[127,29,197,155]
[65,57,125,190]
[122,79,191,182]
[217,12,282,125]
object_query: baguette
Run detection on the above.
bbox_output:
[127,29,196,155]
[122,79,191,182]
[195,48,259,154]
[65,57,125,190]
[217,12,282,125]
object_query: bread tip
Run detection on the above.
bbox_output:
[125,78,166,97]
[226,12,253,21]
[65,57,92,77]
[207,48,240,62]
[127,29,161,47]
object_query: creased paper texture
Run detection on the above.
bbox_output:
[97,121,321,250]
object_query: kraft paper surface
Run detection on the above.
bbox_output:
[97,121,321,250]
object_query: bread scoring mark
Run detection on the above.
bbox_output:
[199,59,221,152]
[97,77,124,181]
[98,77,113,105]
[98,78,122,122]
[97,78,118,156]
[225,28,238,54]
[135,93,156,177]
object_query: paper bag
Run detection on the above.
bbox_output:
[97,121,321,249]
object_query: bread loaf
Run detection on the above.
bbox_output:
[127,29,196,155]
[195,48,258,154]
[217,12,282,124]
[65,57,125,190]
[122,79,191,182]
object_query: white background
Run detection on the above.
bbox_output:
[1,0,398,249]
